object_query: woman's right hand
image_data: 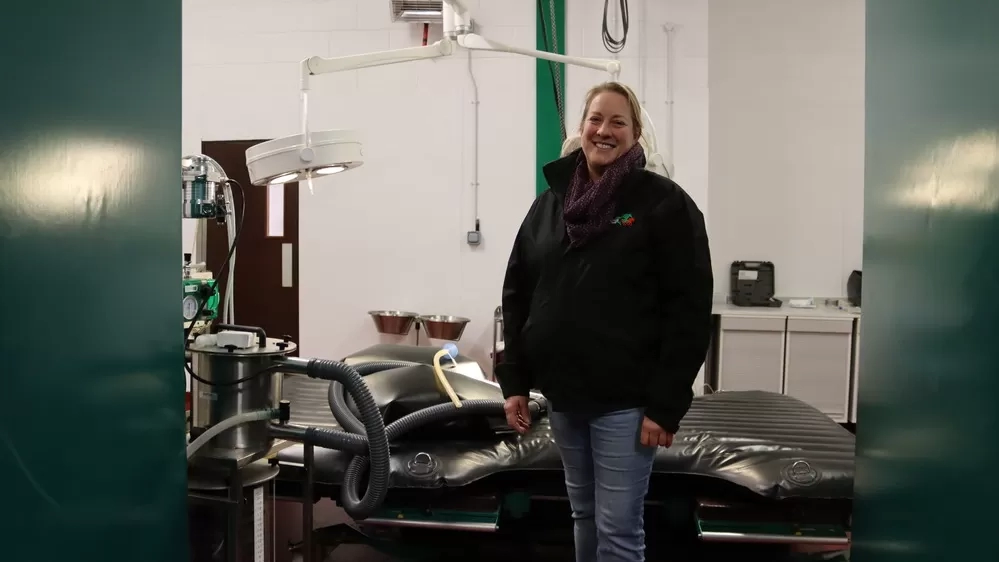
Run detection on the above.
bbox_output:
[504,396,532,434]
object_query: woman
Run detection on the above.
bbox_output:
[496,81,714,562]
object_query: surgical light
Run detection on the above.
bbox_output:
[245,129,363,187]
[270,173,299,185]
[315,165,345,175]
[244,0,640,188]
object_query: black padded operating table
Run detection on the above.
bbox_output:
[275,346,856,504]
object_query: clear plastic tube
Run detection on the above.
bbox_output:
[186,409,276,459]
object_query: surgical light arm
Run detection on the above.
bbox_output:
[299,23,621,91]
[283,0,629,186]
[301,40,455,90]
[457,33,620,76]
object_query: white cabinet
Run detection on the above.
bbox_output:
[716,315,787,393]
[783,317,854,422]
[709,304,861,422]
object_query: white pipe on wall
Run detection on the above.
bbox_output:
[442,1,456,38]
[663,23,677,175]
[638,0,648,105]
[467,49,480,235]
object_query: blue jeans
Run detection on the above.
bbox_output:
[549,408,657,562]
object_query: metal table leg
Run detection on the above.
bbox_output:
[227,466,243,562]
[303,442,314,562]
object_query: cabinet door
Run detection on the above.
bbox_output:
[784,317,854,422]
[717,315,787,393]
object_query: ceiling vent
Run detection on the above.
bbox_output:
[390,0,444,23]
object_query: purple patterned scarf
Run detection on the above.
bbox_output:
[564,143,647,248]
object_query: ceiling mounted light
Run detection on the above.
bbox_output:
[314,165,345,175]
[244,129,363,187]
[269,173,300,185]
[244,1,633,190]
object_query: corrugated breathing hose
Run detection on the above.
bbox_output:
[329,363,545,516]
[279,359,546,521]
[340,398,543,505]
[327,361,415,434]
[301,358,391,520]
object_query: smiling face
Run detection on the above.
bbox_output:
[580,91,639,179]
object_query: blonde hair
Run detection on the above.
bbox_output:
[578,81,643,142]
[560,135,582,157]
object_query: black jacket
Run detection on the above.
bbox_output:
[496,150,714,433]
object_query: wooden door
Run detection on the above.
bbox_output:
[203,140,300,351]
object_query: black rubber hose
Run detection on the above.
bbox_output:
[305,426,368,455]
[340,399,543,503]
[328,361,415,434]
[269,423,368,456]
[291,398,544,454]
[305,358,390,520]
[383,399,543,440]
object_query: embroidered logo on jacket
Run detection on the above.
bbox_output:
[611,213,636,226]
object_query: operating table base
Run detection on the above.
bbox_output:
[275,476,843,562]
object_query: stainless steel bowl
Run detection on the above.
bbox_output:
[368,310,419,335]
[418,314,470,341]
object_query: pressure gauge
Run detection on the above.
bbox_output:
[183,295,200,321]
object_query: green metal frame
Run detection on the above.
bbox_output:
[535,0,566,196]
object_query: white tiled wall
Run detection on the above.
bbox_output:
[566,0,709,214]
[183,0,543,366]
[180,0,706,367]
[181,0,863,369]
[707,0,865,298]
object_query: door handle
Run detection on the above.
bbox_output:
[282,243,293,288]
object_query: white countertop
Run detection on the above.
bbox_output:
[712,298,860,320]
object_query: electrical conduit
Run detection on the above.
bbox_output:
[663,23,676,177]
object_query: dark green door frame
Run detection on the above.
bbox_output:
[536,0,566,196]
[1,1,187,558]
[855,1,999,560]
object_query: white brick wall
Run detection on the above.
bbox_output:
[179,0,711,366]
[182,0,541,366]
[566,0,710,213]
[708,0,865,298]
[180,0,863,369]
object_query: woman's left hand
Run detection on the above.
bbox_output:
[641,416,674,448]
